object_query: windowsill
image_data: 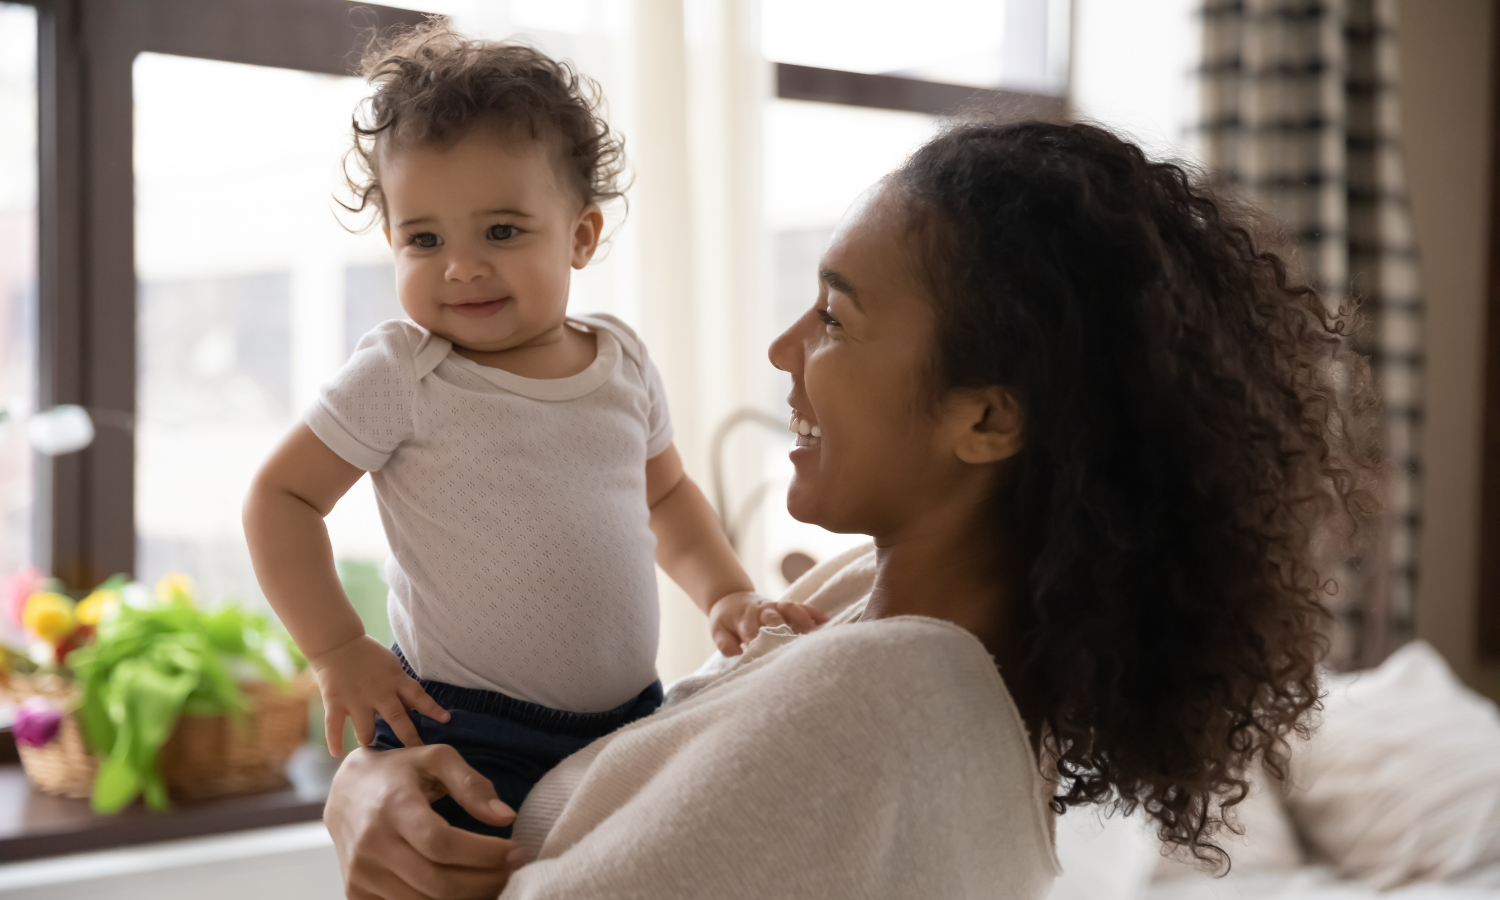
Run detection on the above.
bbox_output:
[0,730,337,862]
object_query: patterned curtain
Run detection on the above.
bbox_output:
[1198,0,1422,669]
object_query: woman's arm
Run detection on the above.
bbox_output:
[325,745,527,900]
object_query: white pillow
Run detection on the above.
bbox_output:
[1048,805,1162,900]
[1151,762,1305,882]
[1284,640,1500,888]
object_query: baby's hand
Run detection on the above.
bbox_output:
[310,634,449,755]
[707,591,829,657]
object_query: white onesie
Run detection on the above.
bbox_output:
[306,314,672,713]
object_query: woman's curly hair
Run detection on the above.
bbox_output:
[895,121,1383,867]
[341,20,627,229]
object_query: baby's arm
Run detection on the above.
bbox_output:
[645,444,828,656]
[244,423,447,753]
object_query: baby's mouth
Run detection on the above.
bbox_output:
[451,297,509,319]
[789,413,822,448]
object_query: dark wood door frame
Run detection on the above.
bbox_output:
[1478,2,1500,660]
[30,0,426,587]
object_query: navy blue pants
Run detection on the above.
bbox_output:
[372,646,663,838]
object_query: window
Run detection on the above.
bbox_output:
[750,0,1071,589]
[756,101,939,587]
[132,53,393,608]
[764,0,1068,93]
[0,2,37,641]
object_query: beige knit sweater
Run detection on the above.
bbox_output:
[503,544,1061,899]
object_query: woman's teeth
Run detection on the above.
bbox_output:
[788,414,822,447]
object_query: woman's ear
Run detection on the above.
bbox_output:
[953,386,1024,465]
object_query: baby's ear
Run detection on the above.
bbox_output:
[953,386,1024,465]
[572,204,604,269]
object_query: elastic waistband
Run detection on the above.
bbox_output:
[393,645,662,740]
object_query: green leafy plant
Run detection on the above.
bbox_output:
[66,588,305,813]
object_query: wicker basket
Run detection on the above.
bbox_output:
[3,672,314,803]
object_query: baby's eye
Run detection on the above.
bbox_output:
[816,308,841,328]
[410,232,439,249]
[487,224,517,241]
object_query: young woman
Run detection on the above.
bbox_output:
[322,120,1379,900]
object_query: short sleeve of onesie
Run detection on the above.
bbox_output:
[579,313,674,459]
[641,350,673,458]
[306,320,417,472]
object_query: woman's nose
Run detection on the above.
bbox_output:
[768,312,806,375]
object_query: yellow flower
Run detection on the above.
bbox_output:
[156,573,196,608]
[75,589,119,626]
[22,593,76,643]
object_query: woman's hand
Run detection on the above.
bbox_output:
[326,745,527,900]
[708,591,829,656]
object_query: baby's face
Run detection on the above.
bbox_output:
[381,125,601,354]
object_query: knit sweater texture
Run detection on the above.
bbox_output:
[505,544,1061,898]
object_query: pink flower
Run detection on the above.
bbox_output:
[4,567,46,627]
[13,697,64,748]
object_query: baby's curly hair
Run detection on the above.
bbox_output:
[341,20,627,228]
[896,121,1383,868]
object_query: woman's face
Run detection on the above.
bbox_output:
[770,181,990,538]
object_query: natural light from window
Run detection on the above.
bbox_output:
[133,53,393,614]
[762,0,1069,93]
[0,1,38,645]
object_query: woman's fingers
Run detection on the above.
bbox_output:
[401,681,451,725]
[414,744,516,830]
[325,704,346,757]
[398,805,516,871]
[375,829,514,900]
[328,747,516,899]
[378,701,424,749]
[345,856,436,900]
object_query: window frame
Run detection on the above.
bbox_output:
[774,62,1066,119]
[766,0,1069,119]
[24,0,425,588]
[1479,3,1500,662]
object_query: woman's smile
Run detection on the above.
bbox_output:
[788,411,822,453]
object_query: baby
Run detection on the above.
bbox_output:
[243,24,824,836]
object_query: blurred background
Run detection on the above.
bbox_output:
[2,1,1499,897]
[0,0,1212,688]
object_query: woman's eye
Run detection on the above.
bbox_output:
[487,224,516,241]
[816,308,841,328]
[410,232,439,249]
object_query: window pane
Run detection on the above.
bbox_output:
[0,2,38,633]
[134,53,393,610]
[763,0,1068,93]
[752,100,938,589]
